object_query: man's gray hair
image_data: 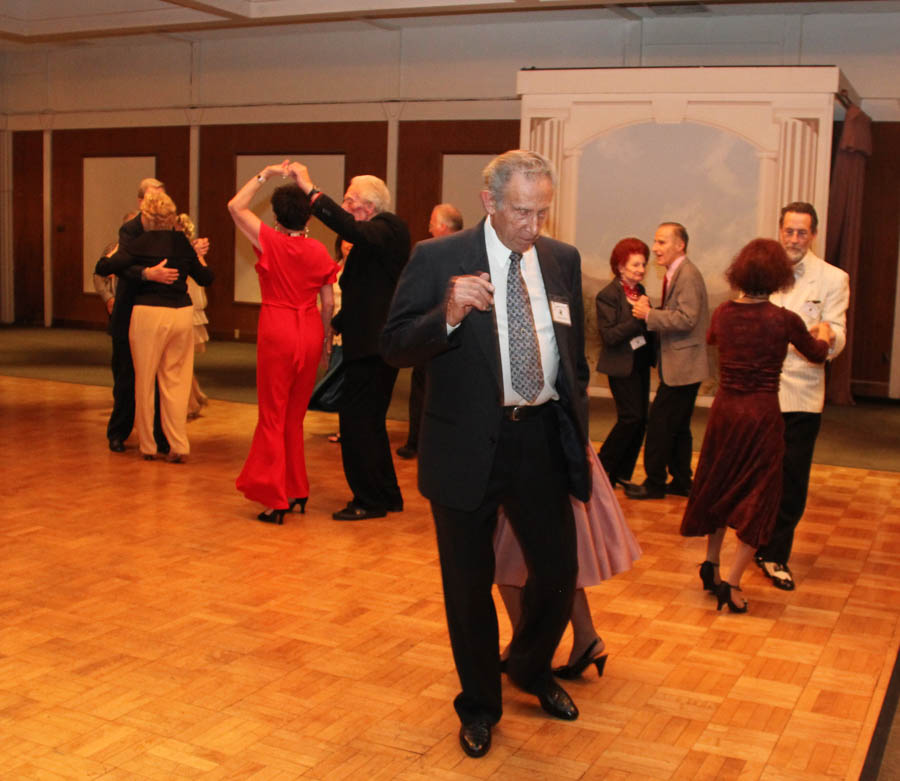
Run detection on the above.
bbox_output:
[483,150,556,207]
[138,177,165,200]
[350,175,392,214]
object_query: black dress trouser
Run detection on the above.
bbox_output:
[756,412,821,565]
[643,380,701,489]
[338,355,403,511]
[430,403,577,726]
[599,362,651,482]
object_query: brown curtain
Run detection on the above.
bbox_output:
[825,104,873,405]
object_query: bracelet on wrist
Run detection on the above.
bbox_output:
[256,174,266,184]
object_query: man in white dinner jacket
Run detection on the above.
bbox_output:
[755,201,850,591]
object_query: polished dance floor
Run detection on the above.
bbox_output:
[1,373,899,779]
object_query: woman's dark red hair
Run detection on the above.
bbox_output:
[609,237,649,278]
[726,238,794,295]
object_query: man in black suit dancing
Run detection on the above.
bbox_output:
[290,164,410,520]
[382,150,591,758]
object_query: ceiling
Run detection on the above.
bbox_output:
[0,0,898,50]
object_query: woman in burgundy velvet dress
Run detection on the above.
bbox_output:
[229,161,340,524]
[680,238,832,613]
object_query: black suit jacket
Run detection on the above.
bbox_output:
[103,214,145,338]
[381,220,591,511]
[311,194,410,361]
[595,279,654,378]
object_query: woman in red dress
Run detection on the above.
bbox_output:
[229,161,340,524]
[680,239,832,612]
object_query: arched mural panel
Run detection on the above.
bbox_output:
[575,121,759,387]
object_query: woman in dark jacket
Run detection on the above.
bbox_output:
[96,191,212,462]
[595,237,654,487]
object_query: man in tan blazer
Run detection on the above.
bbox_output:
[626,222,709,500]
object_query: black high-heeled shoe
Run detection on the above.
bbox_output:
[257,508,287,525]
[288,497,307,514]
[699,561,720,593]
[716,582,748,614]
[552,638,608,679]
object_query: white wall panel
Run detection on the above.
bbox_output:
[399,19,627,100]
[82,156,156,293]
[198,30,402,106]
[800,13,900,99]
[48,43,192,112]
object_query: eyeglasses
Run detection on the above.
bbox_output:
[782,229,810,239]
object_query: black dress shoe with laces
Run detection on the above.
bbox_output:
[459,721,491,757]
[624,482,666,500]
[332,502,387,521]
[535,681,579,720]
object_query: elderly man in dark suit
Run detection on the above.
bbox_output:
[382,150,590,759]
[626,222,710,500]
[290,165,411,520]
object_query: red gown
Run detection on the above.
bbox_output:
[236,223,339,509]
[680,301,828,547]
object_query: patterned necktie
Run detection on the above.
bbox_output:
[506,252,544,403]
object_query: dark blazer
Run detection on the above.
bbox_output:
[95,230,213,308]
[311,194,410,361]
[595,278,655,378]
[104,214,146,338]
[381,220,591,510]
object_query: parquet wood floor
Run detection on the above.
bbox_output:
[1,374,898,780]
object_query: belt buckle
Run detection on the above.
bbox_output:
[509,405,525,421]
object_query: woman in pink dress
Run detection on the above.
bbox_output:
[494,447,641,679]
[229,161,340,524]
[681,238,832,613]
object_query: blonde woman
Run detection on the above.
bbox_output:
[96,191,213,461]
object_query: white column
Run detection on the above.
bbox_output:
[529,117,564,239]
[756,150,780,238]
[383,101,403,207]
[776,117,818,208]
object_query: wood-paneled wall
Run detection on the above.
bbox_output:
[12,131,44,325]
[50,127,190,329]
[197,122,388,341]
[396,120,520,246]
[853,121,900,397]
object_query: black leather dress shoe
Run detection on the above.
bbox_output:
[664,481,692,497]
[395,445,417,459]
[536,681,579,720]
[459,721,491,757]
[108,438,125,453]
[624,482,665,500]
[387,501,404,513]
[332,502,387,521]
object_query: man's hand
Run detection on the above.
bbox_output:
[106,297,115,315]
[631,295,651,320]
[445,272,494,327]
[287,162,315,194]
[192,237,210,259]
[145,259,178,284]
[809,321,835,347]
